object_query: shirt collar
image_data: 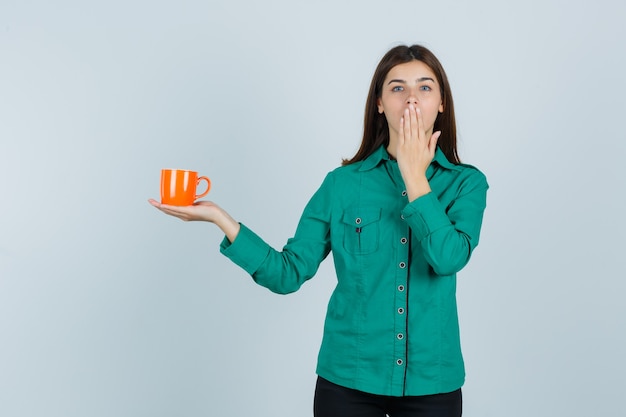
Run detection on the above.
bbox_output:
[358,145,459,172]
[358,146,391,171]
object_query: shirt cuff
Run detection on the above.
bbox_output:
[219,223,270,275]
[401,192,451,241]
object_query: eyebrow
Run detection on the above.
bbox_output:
[387,77,435,85]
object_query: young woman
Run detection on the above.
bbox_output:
[149,44,488,417]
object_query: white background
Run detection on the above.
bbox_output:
[1,1,625,416]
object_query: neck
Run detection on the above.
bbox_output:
[386,132,399,159]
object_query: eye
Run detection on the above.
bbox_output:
[391,85,404,92]
[419,85,432,92]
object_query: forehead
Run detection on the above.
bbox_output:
[384,60,438,82]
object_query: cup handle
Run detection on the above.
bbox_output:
[195,176,211,199]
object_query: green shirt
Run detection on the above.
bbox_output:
[220,145,488,396]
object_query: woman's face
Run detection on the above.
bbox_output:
[377,60,444,141]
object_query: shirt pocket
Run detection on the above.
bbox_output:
[341,207,381,255]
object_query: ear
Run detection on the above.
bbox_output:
[438,102,444,113]
[377,98,384,114]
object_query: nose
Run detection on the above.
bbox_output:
[406,88,419,105]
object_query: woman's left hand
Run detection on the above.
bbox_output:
[395,105,441,201]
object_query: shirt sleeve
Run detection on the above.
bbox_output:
[220,173,334,294]
[401,168,488,276]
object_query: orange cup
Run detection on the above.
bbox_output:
[160,169,211,206]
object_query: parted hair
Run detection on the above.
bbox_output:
[343,44,460,166]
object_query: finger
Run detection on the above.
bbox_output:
[148,199,181,212]
[163,205,193,216]
[154,204,192,219]
[415,107,425,142]
[408,105,418,141]
[149,199,195,222]
[399,112,406,145]
[402,107,412,144]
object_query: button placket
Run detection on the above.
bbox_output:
[394,276,408,370]
[393,221,410,379]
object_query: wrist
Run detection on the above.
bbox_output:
[214,209,240,242]
[405,176,431,202]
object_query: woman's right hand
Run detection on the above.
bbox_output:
[148,199,241,242]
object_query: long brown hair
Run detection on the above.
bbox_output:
[343,44,460,165]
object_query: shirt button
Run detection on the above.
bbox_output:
[400,214,405,220]
[402,190,407,197]
[398,307,405,314]
[400,237,408,244]
[399,262,406,269]
[398,285,405,292]
[396,359,404,366]
[397,333,404,340]
[355,217,362,225]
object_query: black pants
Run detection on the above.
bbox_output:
[313,377,462,417]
